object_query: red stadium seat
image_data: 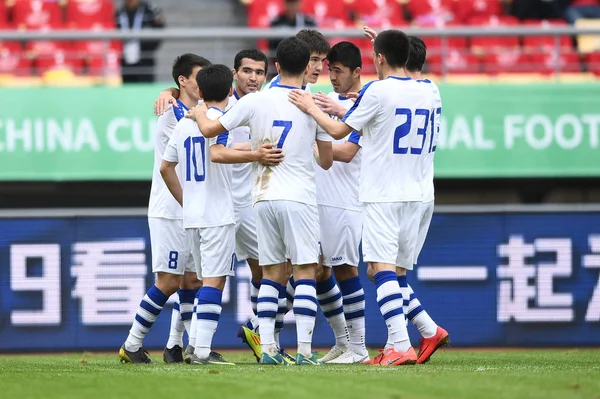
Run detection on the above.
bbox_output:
[428,50,481,75]
[522,20,572,52]
[13,0,63,30]
[0,1,8,27]
[483,49,533,74]
[27,40,84,74]
[529,49,582,75]
[470,15,520,53]
[346,0,406,27]
[0,41,31,76]
[453,0,503,24]
[587,51,600,76]
[421,21,468,58]
[301,0,350,26]
[75,24,122,76]
[406,0,455,25]
[66,0,115,29]
[245,0,283,28]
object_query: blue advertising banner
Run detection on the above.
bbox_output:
[0,211,599,352]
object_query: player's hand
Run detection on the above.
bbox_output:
[314,92,348,119]
[154,90,177,116]
[186,103,207,121]
[256,143,284,166]
[346,92,360,102]
[288,90,317,114]
[363,26,377,44]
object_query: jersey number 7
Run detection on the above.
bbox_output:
[393,107,442,155]
[184,136,206,182]
[273,120,292,149]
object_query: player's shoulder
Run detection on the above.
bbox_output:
[207,106,226,119]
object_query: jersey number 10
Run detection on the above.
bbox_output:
[393,107,442,155]
[184,136,206,182]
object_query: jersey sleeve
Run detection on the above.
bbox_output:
[163,131,179,163]
[341,81,379,132]
[209,132,230,147]
[347,131,362,147]
[316,125,333,142]
[155,109,177,145]
[219,93,255,131]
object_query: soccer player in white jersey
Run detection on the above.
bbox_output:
[119,54,210,364]
[161,64,283,365]
[265,29,329,92]
[290,29,437,366]
[188,37,334,365]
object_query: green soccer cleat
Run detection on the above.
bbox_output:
[279,347,296,365]
[295,353,323,366]
[163,345,184,364]
[119,345,154,364]
[190,351,235,365]
[260,352,286,365]
[237,325,262,362]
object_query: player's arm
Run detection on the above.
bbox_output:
[315,139,333,170]
[289,90,353,140]
[186,103,227,138]
[313,93,348,119]
[210,134,284,166]
[333,142,360,163]
[154,88,180,116]
[160,134,183,206]
[233,142,251,151]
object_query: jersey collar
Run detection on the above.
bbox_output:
[233,89,240,100]
[387,76,412,81]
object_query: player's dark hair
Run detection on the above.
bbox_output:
[373,30,410,68]
[406,36,427,72]
[233,49,268,74]
[196,64,233,102]
[276,37,311,76]
[327,41,362,70]
[296,29,330,55]
[172,53,211,87]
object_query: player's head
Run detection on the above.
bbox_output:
[196,64,234,104]
[296,29,330,84]
[373,30,410,79]
[327,41,362,95]
[406,36,427,74]
[172,53,211,101]
[233,49,268,96]
[275,37,311,79]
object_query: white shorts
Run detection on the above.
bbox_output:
[187,224,236,278]
[319,205,362,267]
[234,205,259,261]
[362,202,421,270]
[414,201,434,265]
[148,217,194,275]
[254,200,321,266]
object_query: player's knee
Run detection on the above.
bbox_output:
[366,264,375,282]
[202,276,227,291]
[181,272,202,290]
[316,265,331,282]
[334,265,358,282]
[396,267,407,276]
[155,272,182,295]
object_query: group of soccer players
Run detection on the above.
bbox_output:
[118,25,449,366]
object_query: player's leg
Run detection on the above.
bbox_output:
[120,218,183,364]
[186,229,203,359]
[361,203,416,367]
[254,201,289,365]
[283,201,322,365]
[190,224,236,365]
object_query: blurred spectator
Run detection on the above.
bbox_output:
[268,0,316,55]
[115,0,165,83]
[564,0,600,24]
[510,0,564,20]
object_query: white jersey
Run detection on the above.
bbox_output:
[220,83,332,206]
[148,100,188,219]
[227,90,253,208]
[342,77,435,203]
[266,74,311,92]
[315,92,362,211]
[163,107,235,229]
[420,79,442,203]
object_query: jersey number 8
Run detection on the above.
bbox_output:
[393,107,442,155]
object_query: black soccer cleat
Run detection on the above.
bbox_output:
[119,344,154,364]
[163,345,184,364]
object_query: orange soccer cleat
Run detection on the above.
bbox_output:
[361,349,385,365]
[379,347,418,367]
[417,326,450,364]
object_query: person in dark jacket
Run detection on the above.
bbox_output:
[268,0,317,55]
[116,0,165,83]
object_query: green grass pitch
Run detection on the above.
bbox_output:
[1,349,599,399]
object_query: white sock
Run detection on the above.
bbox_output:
[250,279,260,316]
[125,285,168,352]
[316,275,349,348]
[285,276,295,313]
[339,276,367,355]
[194,287,223,360]
[294,279,318,357]
[257,279,280,356]
[275,286,286,348]
[166,299,185,349]
[400,280,438,338]
[374,271,411,353]
[178,288,197,338]
[189,297,198,348]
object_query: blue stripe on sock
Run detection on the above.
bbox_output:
[338,276,362,295]
[383,307,404,321]
[197,286,223,306]
[178,289,198,304]
[318,291,342,305]
[343,294,365,305]
[196,312,220,322]
[316,275,337,295]
[251,296,258,303]
[374,271,397,287]
[257,296,278,304]
[397,275,408,287]
[135,314,152,328]
[140,300,161,316]
[286,292,294,302]
[294,307,317,317]
[257,311,277,318]
[377,293,403,308]
[147,285,169,306]
[294,279,316,288]
[180,311,193,321]
[324,307,344,318]
[344,310,365,320]
[277,307,287,313]
[261,279,281,289]
[407,306,424,321]
[275,321,284,329]
[173,301,180,311]
[294,295,318,304]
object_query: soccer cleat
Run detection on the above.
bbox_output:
[119,345,154,364]
[379,347,417,367]
[237,325,262,362]
[296,353,323,365]
[163,345,184,364]
[279,347,296,365]
[319,344,347,363]
[361,349,384,365]
[259,352,286,365]
[417,326,450,364]
[190,351,235,365]
[183,344,194,364]
[327,350,369,364]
